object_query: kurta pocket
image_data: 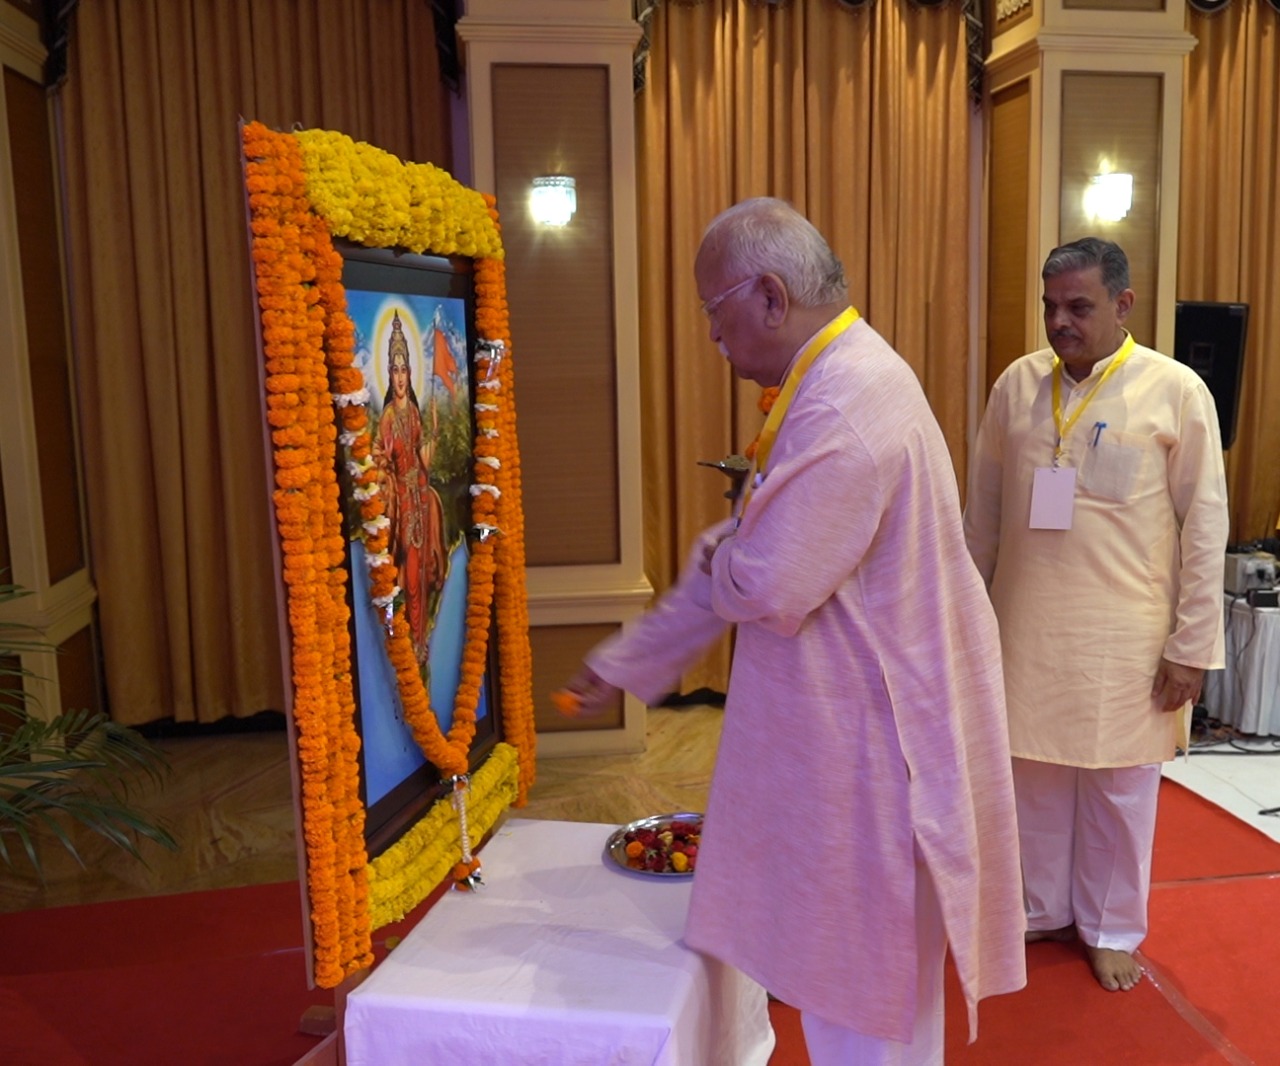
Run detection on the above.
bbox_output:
[1079,431,1147,501]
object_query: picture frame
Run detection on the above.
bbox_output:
[337,244,504,857]
[242,121,535,989]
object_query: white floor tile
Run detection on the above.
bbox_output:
[1163,739,1280,844]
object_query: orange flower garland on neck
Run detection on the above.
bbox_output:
[743,386,780,462]
[243,121,536,984]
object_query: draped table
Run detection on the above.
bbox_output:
[1202,594,1280,736]
[343,818,775,1065]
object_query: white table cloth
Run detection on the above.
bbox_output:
[344,818,775,1065]
[1202,594,1280,736]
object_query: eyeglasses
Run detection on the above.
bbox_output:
[700,274,762,319]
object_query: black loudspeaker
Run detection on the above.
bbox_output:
[1173,301,1248,450]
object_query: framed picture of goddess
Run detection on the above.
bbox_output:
[338,244,500,855]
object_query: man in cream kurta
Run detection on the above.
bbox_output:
[564,198,1026,1065]
[965,237,1229,994]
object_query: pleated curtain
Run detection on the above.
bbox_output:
[635,0,974,692]
[59,0,452,725]
[1180,1,1280,541]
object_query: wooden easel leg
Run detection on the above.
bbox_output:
[293,968,370,1066]
[292,1029,338,1066]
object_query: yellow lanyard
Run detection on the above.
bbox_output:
[739,307,860,517]
[1050,332,1134,463]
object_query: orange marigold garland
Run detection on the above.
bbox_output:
[244,123,372,987]
[742,386,780,462]
[473,246,536,800]
[243,121,537,981]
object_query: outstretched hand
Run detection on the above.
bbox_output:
[552,665,621,719]
[1152,657,1204,712]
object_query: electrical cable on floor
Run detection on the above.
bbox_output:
[1187,739,1280,754]
[1185,713,1280,755]
[1183,714,1280,817]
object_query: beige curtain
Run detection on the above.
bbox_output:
[59,0,452,725]
[1181,1,1280,541]
[636,0,973,692]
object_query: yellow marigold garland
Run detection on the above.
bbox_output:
[243,121,536,984]
[368,742,520,927]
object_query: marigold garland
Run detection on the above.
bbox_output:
[368,742,520,927]
[243,121,536,987]
[743,386,780,462]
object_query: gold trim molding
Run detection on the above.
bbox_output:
[0,3,44,79]
[997,0,1033,22]
[1037,29,1198,55]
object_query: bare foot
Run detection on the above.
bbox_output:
[1025,925,1076,944]
[1085,945,1143,991]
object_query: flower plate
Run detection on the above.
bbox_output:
[604,812,703,879]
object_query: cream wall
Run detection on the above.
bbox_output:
[982,0,1196,392]
[0,2,99,722]
[458,0,652,755]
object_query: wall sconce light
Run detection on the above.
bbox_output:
[1083,171,1133,223]
[530,175,577,226]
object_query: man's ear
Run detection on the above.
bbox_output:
[760,273,788,327]
[1115,287,1135,323]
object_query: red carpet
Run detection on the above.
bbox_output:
[1152,777,1280,882]
[767,779,1280,1065]
[0,883,329,1066]
[2,780,1277,1064]
[1145,875,1280,1065]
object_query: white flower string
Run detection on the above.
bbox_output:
[332,404,401,624]
[436,336,508,892]
[346,456,375,480]
[477,338,505,382]
[333,386,371,407]
[451,774,483,891]
[332,383,402,632]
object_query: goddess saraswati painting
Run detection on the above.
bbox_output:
[374,309,449,664]
[343,285,484,810]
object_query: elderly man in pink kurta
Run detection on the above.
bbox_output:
[563,198,1025,1064]
[965,237,1229,995]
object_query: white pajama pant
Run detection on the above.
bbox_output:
[1012,757,1162,952]
[800,858,946,1065]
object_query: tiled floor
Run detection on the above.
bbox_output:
[1164,727,1280,844]
[0,704,722,913]
[0,728,303,913]
[2,702,1275,913]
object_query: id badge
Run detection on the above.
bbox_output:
[1029,466,1076,529]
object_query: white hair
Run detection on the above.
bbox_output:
[702,198,846,306]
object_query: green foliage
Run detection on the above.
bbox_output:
[429,391,475,489]
[0,583,177,880]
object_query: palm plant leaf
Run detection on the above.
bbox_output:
[0,582,179,879]
[0,707,178,876]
